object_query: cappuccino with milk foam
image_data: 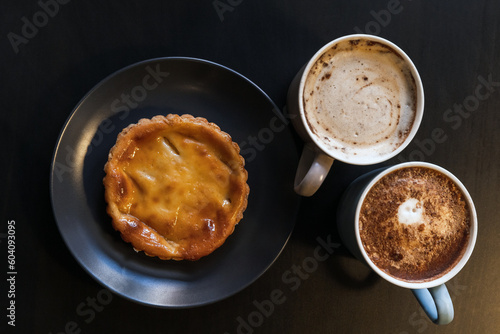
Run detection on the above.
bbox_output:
[303,39,417,162]
[359,167,471,282]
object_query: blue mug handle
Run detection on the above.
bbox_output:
[412,284,454,325]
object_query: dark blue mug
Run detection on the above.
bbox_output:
[337,162,477,325]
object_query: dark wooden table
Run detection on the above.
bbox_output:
[2,0,499,333]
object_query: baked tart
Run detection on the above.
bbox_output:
[103,114,249,260]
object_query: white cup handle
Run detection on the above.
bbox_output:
[294,143,334,196]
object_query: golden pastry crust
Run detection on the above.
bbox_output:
[103,114,249,260]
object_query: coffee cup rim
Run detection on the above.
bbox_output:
[354,161,478,289]
[298,34,425,165]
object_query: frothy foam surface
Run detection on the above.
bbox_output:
[359,167,471,282]
[303,39,417,162]
[397,198,423,225]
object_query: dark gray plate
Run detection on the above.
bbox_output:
[50,57,300,308]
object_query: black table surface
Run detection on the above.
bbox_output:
[2,0,499,333]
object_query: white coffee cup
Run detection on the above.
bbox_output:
[336,162,477,325]
[287,34,424,196]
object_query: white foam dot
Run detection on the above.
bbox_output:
[398,198,423,225]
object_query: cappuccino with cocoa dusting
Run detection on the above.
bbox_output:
[359,167,471,282]
[303,38,417,163]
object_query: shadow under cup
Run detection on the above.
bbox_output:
[337,162,478,325]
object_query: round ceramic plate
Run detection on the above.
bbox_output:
[50,57,300,308]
